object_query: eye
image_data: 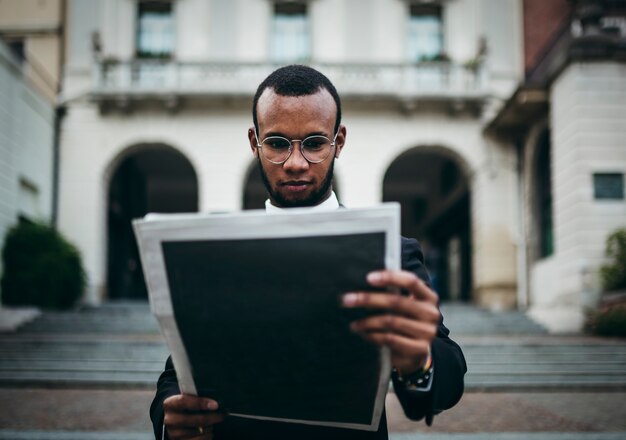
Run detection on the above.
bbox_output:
[302,136,328,150]
[264,137,291,150]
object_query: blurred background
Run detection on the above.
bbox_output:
[0,0,625,439]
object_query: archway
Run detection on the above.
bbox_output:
[243,161,266,210]
[383,147,471,302]
[107,145,198,299]
[242,160,340,210]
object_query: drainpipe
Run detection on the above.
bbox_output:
[515,139,529,309]
[51,105,66,227]
[52,0,67,227]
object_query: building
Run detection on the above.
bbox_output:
[57,0,625,332]
[486,0,626,331]
[0,0,64,283]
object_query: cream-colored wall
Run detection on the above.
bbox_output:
[24,35,60,101]
[552,62,626,297]
[68,0,522,75]
[0,0,62,101]
[101,0,135,60]
[470,138,519,309]
[58,0,524,304]
[0,0,61,28]
[58,103,255,303]
[58,100,521,306]
[527,62,626,332]
[0,41,55,284]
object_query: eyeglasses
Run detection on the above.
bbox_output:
[255,130,338,164]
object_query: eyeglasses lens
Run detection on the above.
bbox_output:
[262,136,332,164]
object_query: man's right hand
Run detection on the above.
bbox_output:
[163,394,226,439]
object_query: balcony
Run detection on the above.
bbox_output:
[93,60,489,109]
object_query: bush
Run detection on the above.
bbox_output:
[600,229,626,292]
[1,222,86,309]
[585,305,626,337]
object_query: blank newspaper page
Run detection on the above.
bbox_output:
[133,204,401,431]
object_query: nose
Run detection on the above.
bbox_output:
[283,141,309,172]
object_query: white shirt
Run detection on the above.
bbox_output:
[264,191,340,212]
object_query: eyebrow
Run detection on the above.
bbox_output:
[263,131,330,139]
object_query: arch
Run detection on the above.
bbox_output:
[242,160,266,210]
[105,143,199,299]
[241,159,341,210]
[382,145,472,302]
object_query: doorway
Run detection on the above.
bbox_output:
[107,145,198,299]
[383,147,471,302]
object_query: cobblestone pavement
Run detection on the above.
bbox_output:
[1,302,625,440]
[1,388,625,433]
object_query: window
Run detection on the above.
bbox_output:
[271,2,310,62]
[136,1,174,58]
[535,130,554,258]
[594,173,624,200]
[408,3,444,62]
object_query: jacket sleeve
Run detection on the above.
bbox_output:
[150,356,180,439]
[393,237,467,425]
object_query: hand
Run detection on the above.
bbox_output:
[163,394,226,439]
[342,270,440,376]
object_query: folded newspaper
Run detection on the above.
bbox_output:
[133,204,400,431]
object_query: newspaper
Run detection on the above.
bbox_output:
[133,204,400,431]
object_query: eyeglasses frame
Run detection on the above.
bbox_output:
[254,129,339,165]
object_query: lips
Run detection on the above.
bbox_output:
[281,180,311,193]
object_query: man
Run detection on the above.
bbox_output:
[150,65,466,439]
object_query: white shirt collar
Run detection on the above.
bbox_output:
[265,191,340,213]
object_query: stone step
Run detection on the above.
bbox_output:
[2,302,623,391]
[439,304,548,336]
[0,371,160,388]
[0,360,165,372]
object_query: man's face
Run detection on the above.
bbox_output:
[248,88,346,208]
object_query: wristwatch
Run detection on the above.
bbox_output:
[393,352,434,392]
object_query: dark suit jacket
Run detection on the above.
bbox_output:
[150,236,466,439]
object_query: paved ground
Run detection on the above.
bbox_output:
[0,302,625,440]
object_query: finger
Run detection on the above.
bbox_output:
[358,331,431,358]
[166,426,213,440]
[350,314,437,340]
[367,270,438,304]
[342,292,440,323]
[164,411,226,429]
[164,394,219,412]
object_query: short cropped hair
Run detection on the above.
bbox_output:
[252,65,342,134]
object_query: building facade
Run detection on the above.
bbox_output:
[0,0,63,285]
[57,0,626,334]
[60,0,525,309]
[486,0,626,331]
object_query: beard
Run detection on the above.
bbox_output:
[258,158,335,208]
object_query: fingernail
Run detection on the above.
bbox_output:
[206,400,218,410]
[367,272,382,283]
[342,293,358,306]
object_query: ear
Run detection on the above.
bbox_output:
[334,124,347,159]
[248,127,259,158]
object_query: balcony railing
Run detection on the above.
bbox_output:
[93,60,489,103]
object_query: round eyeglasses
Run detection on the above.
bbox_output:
[255,130,338,164]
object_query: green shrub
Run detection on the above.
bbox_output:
[600,229,626,292]
[585,305,626,337]
[1,222,86,309]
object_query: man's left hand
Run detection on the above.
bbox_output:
[342,270,440,376]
